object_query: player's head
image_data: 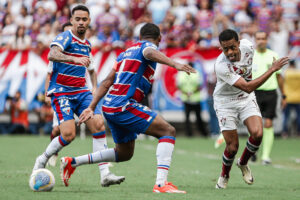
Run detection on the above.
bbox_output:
[219,29,240,62]
[255,31,268,51]
[62,22,72,32]
[70,5,90,36]
[140,23,161,45]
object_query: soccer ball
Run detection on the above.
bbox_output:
[29,169,55,191]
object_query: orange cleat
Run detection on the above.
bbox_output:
[60,157,76,187]
[153,182,186,193]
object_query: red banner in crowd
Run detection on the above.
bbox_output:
[0,48,221,112]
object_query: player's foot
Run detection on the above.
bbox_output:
[215,176,229,189]
[237,159,254,185]
[214,134,225,149]
[101,173,125,187]
[47,154,58,167]
[60,157,76,187]
[262,159,272,165]
[32,156,45,172]
[165,181,178,189]
[153,182,186,193]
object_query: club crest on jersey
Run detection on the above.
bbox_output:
[62,107,71,115]
[57,36,63,41]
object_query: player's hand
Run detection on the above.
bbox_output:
[281,98,287,109]
[73,57,91,67]
[45,96,51,104]
[174,63,196,75]
[78,107,94,126]
[271,57,289,71]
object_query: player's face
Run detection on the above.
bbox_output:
[255,32,267,51]
[71,10,90,36]
[220,38,240,62]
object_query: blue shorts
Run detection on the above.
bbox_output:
[103,103,157,144]
[51,92,101,125]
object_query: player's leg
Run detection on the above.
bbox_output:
[214,104,240,189]
[183,102,192,137]
[85,114,125,187]
[33,120,75,171]
[216,130,239,189]
[144,114,186,193]
[237,115,263,184]
[261,118,273,164]
[47,112,60,167]
[260,91,277,164]
[194,103,208,137]
[33,97,75,171]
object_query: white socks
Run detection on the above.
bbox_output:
[72,148,116,167]
[155,136,175,187]
[39,136,69,165]
[92,131,110,177]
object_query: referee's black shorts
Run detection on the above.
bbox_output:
[255,89,278,119]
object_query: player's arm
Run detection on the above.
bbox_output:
[48,45,91,67]
[276,73,287,108]
[44,73,51,104]
[78,67,116,125]
[88,69,97,95]
[233,57,289,93]
[143,48,196,74]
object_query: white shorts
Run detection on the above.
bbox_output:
[52,111,58,127]
[214,96,262,131]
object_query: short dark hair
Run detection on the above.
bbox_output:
[71,5,89,16]
[62,22,72,31]
[254,30,268,39]
[219,29,239,43]
[140,23,160,40]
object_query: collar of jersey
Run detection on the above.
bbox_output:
[69,30,86,43]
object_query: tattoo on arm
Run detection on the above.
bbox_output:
[48,46,74,63]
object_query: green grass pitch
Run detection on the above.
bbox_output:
[0,135,300,200]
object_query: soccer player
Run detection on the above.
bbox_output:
[252,31,286,165]
[213,29,289,189]
[46,22,98,167]
[46,22,73,167]
[32,5,125,187]
[60,23,195,193]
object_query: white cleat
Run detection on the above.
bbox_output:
[215,176,229,189]
[237,158,254,185]
[47,154,58,167]
[32,156,45,172]
[101,173,125,187]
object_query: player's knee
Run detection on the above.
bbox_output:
[117,151,134,162]
[94,121,105,132]
[61,131,76,143]
[227,143,239,155]
[165,125,176,137]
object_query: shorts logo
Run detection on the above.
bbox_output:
[220,117,226,126]
[62,107,71,115]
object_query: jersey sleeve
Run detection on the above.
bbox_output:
[215,62,241,86]
[50,31,72,51]
[142,42,158,60]
[240,39,254,54]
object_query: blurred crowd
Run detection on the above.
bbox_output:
[0,0,300,137]
[0,0,299,56]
